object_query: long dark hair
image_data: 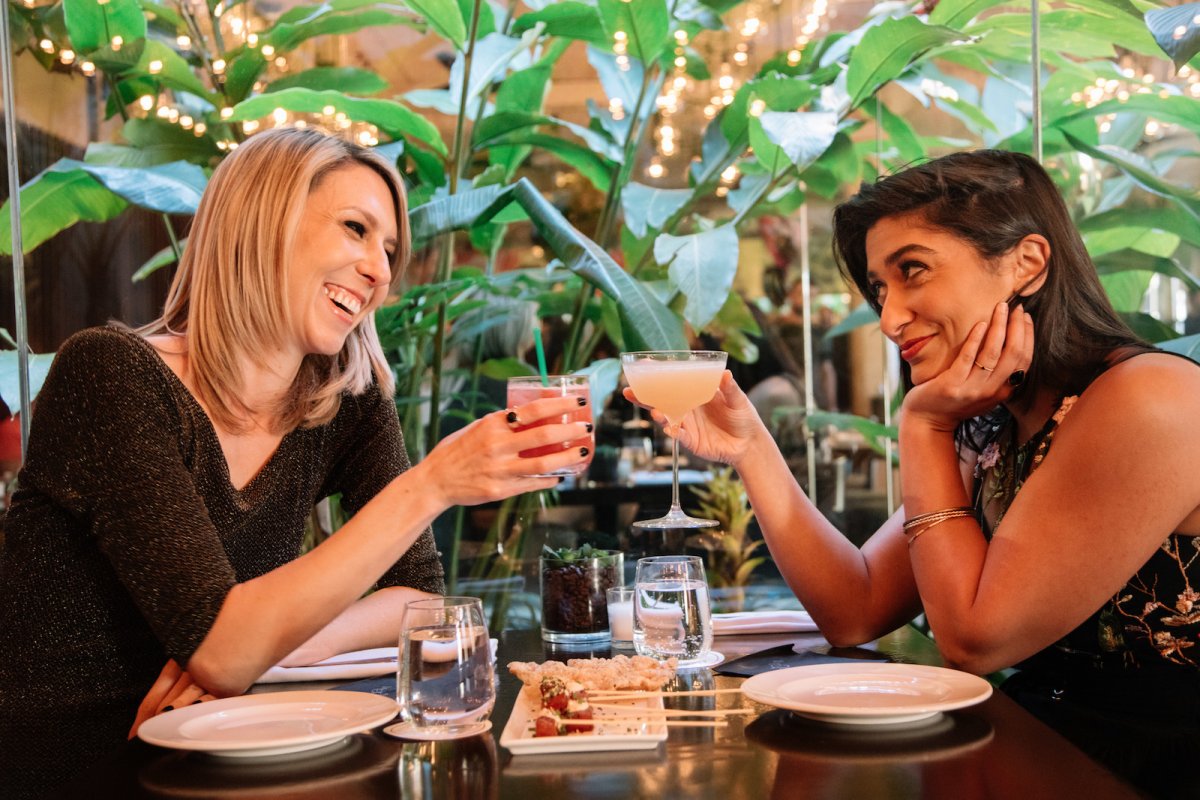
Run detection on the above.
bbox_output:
[831,150,1150,446]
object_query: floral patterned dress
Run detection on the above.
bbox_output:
[969,362,1199,796]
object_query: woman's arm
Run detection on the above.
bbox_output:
[900,306,1200,673]
[631,373,922,646]
[274,586,437,667]
[186,395,589,695]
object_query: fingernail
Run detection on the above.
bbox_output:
[506,410,518,425]
[580,447,589,457]
[576,397,586,406]
[192,699,204,705]
[558,476,566,484]
[585,422,594,433]
[162,706,174,712]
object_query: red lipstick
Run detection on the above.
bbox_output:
[899,335,934,361]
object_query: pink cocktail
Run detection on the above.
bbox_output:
[621,351,728,528]
[506,375,594,477]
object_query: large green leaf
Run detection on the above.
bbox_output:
[1094,250,1200,292]
[1063,131,1200,222]
[490,62,555,177]
[621,182,691,238]
[0,169,127,256]
[47,159,206,214]
[447,29,541,108]
[267,66,389,95]
[1120,311,1179,343]
[134,39,215,101]
[1079,207,1200,251]
[929,0,1004,29]
[512,1,609,46]
[1145,2,1200,68]
[587,46,650,119]
[597,0,670,65]
[473,111,622,163]
[404,0,467,49]
[229,89,448,156]
[267,7,419,52]
[751,111,838,170]
[1100,270,1153,312]
[807,411,898,456]
[720,75,819,151]
[132,239,185,282]
[1055,94,1200,132]
[0,350,56,411]
[653,225,739,330]
[479,131,615,192]
[64,0,145,54]
[872,100,925,164]
[846,16,966,110]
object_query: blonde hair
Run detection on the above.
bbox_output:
[139,127,410,433]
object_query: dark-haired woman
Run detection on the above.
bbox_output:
[629,150,1200,796]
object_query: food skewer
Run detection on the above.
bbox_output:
[564,717,729,728]
[588,687,744,700]
[590,704,754,717]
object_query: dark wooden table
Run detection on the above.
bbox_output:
[63,628,1142,799]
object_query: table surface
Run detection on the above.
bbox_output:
[63,628,1142,800]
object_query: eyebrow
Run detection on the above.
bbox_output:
[866,243,937,280]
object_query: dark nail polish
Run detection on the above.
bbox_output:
[192,699,204,705]
[576,397,586,406]
[557,476,566,484]
[585,422,594,433]
[580,447,589,457]
[162,706,174,713]
[506,410,518,424]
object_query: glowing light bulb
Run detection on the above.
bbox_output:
[139,95,154,111]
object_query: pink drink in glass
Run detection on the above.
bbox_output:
[506,375,594,477]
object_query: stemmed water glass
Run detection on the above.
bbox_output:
[620,350,728,528]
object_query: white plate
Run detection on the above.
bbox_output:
[677,650,725,669]
[137,690,399,757]
[742,663,992,726]
[499,687,669,755]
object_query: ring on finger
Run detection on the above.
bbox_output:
[1008,370,1026,387]
[972,360,994,373]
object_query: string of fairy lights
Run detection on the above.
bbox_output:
[12,0,1200,164]
[19,0,382,151]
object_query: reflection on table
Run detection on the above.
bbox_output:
[63,627,1142,800]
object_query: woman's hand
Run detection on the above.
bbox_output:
[624,371,766,467]
[902,301,1034,432]
[127,660,218,739]
[420,394,592,507]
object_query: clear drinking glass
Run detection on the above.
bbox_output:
[394,596,494,739]
[632,555,713,667]
[506,375,594,477]
[620,351,727,528]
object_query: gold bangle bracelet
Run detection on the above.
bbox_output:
[903,506,975,534]
[905,510,976,546]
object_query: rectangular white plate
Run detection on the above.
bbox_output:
[499,688,669,755]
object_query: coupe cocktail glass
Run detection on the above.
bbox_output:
[620,350,727,528]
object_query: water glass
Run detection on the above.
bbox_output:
[396,596,494,739]
[506,375,594,477]
[633,556,713,666]
[606,586,635,647]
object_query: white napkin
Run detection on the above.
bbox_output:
[256,640,498,684]
[711,610,817,635]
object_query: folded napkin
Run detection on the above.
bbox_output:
[256,639,498,684]
[711,610,817,635]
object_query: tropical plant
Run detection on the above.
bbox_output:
[687,466,765,605]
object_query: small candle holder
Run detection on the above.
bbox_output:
[606,586,635,648]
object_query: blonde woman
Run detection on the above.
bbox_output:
[0,128,589,796]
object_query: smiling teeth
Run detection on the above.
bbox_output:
[324,285,362,315]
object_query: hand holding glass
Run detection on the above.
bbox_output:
[633,556,713,666]
[395,596,494,739]
[620,351,727,528]
[506,375,594,477]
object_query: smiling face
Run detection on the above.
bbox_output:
[865,213,1022,385]
[285,162,398,361]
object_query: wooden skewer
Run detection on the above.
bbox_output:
[590,704,754,717]
[589,688,743,699]
[566,718,728,728]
